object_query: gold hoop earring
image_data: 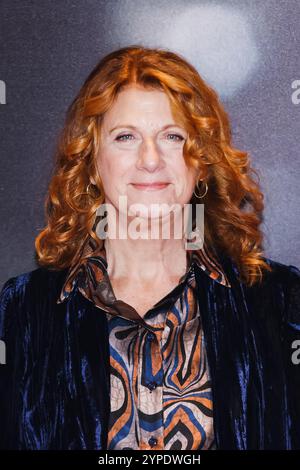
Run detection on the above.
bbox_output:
[86,182,99,200]
[193,180,208,199]
[85,181,97,194]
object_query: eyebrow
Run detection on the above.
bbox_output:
[109,124,184,134]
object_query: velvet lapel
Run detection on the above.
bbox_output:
[194,256,252,449]
[194,254,291,450]
[61,283,111,449]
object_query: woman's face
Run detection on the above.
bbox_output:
[94,85,198,219]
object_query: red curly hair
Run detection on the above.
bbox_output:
[35,45,272,286]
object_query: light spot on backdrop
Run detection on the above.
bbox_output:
[110,2,260,99]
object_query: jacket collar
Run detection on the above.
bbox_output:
[56,235,231,305]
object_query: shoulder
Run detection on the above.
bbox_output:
[0,266,68,302]
[222,253,300,325]
[261,256,300,291]
[221,251,300,294]
[0,267,68,334]
[253,256,300,325]
[275,260,300,325]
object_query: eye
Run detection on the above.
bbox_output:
[115,133,134,141]
[167,133,184,141]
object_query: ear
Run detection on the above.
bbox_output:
[90,176,96,185]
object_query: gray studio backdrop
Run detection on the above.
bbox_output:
[0,0,299,288]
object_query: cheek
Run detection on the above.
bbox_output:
[98,151,118,180]
[173,162,196,196]
[98,154,130,196]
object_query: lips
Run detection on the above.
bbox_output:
[130,182,170,191]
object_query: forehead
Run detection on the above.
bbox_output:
[103,86,174,124]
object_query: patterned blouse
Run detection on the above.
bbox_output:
[57,235,231,450]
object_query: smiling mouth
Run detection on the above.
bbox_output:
[130,183,171,191]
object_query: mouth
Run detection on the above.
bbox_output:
[130,182,171,191]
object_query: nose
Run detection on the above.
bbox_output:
[136,138,165,172]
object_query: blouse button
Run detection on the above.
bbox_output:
[147,332,156,342]
[148,437,158,448]
[147,381,157,391]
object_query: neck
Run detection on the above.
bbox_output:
[98,205,193,283]
[104,236,188,283]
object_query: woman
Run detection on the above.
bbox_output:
[0,45,299,450]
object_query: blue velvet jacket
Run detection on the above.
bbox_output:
[0,253,300,450]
